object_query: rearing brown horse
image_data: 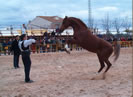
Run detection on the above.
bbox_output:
[59,16,120,73]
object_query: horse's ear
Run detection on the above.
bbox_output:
[65,16,68,19]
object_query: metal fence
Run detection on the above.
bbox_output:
[0,41,132,56]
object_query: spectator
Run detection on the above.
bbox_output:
[121,37,126,41]
[51,37,56,52]
[39,39,43,53]
[2,40,8,55]
[42,39,46,53]
[7,39,13,55]
[36,39,40,53]
[0,40,2,56]
[56,27,62,36]
[22,24,27,34]
[43,31,48,38]
[51,30,55,37]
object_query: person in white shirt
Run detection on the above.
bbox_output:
[21,24,27,34]
[19,34,36,83]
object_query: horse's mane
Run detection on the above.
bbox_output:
[69,17,88,29]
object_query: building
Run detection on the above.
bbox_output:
[27,16,63,30]
[0,16,73,37]
[27,16,73,35]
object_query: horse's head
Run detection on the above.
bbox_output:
[59,16,70,33]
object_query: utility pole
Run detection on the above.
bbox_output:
[88,0,92,29]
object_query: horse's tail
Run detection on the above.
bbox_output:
[113,40,121,62]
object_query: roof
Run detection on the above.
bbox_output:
[37,16,63,23]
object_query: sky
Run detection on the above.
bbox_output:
[0,0,132,25]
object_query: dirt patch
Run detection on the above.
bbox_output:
[0,48,132,97]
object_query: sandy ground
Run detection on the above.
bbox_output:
[0,48,132,97]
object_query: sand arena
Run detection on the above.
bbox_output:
[0,48,132,97]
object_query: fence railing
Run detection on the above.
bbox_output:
[119,41,133,47]
[0,41,132,55]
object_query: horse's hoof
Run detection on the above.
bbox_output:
[90,77,96,80]
[91,73,106,80]
[65,50,70,54]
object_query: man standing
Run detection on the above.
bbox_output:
[19,34,36,83]
[22,24,27,34]
[11,35,21,69]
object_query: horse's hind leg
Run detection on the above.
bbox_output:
[104,60,112,73]
[97,54,105,73]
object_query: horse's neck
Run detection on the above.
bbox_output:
[71,23,80,32]
[69,19,87,33]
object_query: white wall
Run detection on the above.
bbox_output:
[62,29,74,35]
[27,17,52,29]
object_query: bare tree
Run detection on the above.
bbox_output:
[90,18,98,34]
[122,16,132,35]
[101,14,112,34]
[112,17,123,34]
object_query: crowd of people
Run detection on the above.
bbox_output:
[0,33,132,56]
[0,31,82,55]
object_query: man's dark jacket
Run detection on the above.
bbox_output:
[11,39,21,55]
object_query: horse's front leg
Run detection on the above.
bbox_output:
[64,38,77,54]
